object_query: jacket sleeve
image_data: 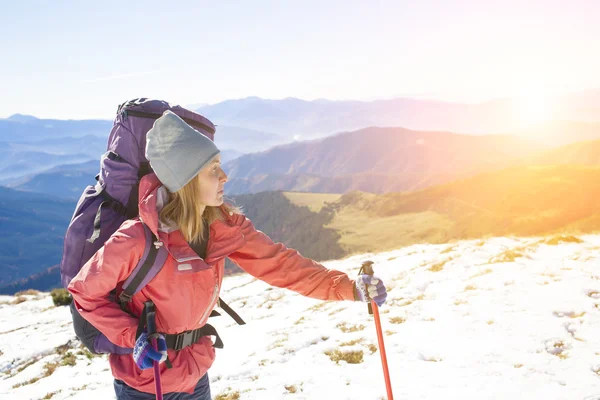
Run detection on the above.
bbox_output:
[68,220,145,348]
[227,215,356,301]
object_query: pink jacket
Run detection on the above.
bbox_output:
[68,173,356,394]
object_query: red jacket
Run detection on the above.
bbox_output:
[68,173,356,394]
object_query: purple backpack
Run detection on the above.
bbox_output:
[60,99,242,354]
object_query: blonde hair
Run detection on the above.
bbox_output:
[159,174,241,245]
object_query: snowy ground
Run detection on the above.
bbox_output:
[1,234,600,400]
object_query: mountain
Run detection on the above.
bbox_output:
[319,164,600,255]
[1,115,112,142]
[0,266,61,295]
[535,139,600,165]
[0,189,340,294]
[0,187,74,288]
[197,91,600,140]
[5,150,246,200]
[3,163,600,293]
[223,127,546,194]
[1,134,107,159]
[214,125,287,153]
[6,160,99,199]
[0,148,94,182]
[518,121,600,147]
[2,234,599,399]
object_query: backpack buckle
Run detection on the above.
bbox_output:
[174,331,194,350]
[118,291,133,304]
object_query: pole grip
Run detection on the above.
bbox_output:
[360,261,375,315]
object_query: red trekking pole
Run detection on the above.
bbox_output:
[360,261,394,400]
[145,302,164,400]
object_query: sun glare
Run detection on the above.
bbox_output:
[514,91,555,127]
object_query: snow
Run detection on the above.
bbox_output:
[1,234,599,399]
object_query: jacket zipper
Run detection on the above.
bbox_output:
[199,283,219,324]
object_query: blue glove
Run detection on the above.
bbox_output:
[133,331,168,370]
[355,275,388,307]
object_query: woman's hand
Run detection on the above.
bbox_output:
[354,275,388,307]
[133,331,168,370]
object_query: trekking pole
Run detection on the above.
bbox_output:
[145,302,164,400]
[360,261,394,400]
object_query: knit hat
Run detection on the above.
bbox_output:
[145,110,220,192]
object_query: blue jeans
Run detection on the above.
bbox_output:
[114,373,211,400]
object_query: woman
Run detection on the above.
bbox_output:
[68,110,388,399]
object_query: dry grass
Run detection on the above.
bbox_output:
[390,317,406,324]
[267,336,288,350]
[429,258,451,272]
[14,289,40,296]
[326,207,453,255]
[393,294,425,307]
[285,385,298,393]
[340,339,364,346]
[543,235,583,245]
[283,192,342,212]
[337,322,365,333]
[587,290,600,299]
[306,302,329,312]
[471,268,493,278]
[12,296,27,305]
[464,284,477,291]
[489,249,524,264]
[440,246,455,254]
[368,344,378,354]
[328,307,346,316]
[61,352,77,366]
[12,377,40,388]
[553,310,586,318]
[214,390,241,400]
[42,391,61,399]
[325,349,364,364]
[43,361,58,377]
[546,340,570,360]
[16,359,37,373]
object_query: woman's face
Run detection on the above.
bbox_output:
[196,155,228,206]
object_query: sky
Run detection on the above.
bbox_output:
[1,0,599,119]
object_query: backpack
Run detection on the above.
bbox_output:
[60,98,243,355]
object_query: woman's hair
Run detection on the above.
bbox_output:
[158,174,241,245]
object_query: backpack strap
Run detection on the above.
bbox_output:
[87,182,128,243]
[125,162,153,219]
[216,297,246,325]
[164,324,224,350]
[121,109,215,135]
[118,223,168,317]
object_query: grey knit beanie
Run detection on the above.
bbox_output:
[145,110,220,193]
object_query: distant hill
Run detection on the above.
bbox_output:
[319,164,600,255]
[214,125,288,153]
[518,121,600,147]
[7,160,99,199]
[0,189,342,294]
[0,186,73,288]
[3,164,600,294]
[7,149,243,200]
[534,139,600,165]
[223,127,545,194]
[0,115,112,142]
[197,92,600,139]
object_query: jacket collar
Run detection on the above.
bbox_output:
[138,173,246,264]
